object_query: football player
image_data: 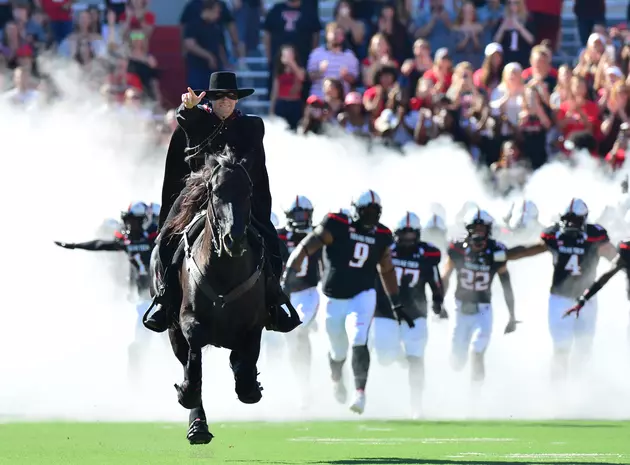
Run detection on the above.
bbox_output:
[507,198,616,378]
[441,209,518,383]
[282,190,410,414]
[370,212,445,417]
[422,213,448,253]
[277,196,323,394]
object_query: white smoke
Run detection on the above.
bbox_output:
[2,63,630,423]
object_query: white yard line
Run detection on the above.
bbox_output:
[447,452,626,460]
[288,437,517,445]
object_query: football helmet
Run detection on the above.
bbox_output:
[560,198,588,235]
[464,208,494,247]
[394,212,421,248]
[508,199,539,230]
[351,190,382,228]
[285,195,314,232]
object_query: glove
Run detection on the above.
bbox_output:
[393,304,415,328]
[433,301,448,319]
[504,318,519,334]
[563,296,586,319]
[54,241,75,249]
[280,267,298,296]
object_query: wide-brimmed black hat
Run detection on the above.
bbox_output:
[195,71,255,99]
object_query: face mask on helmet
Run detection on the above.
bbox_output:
[287,208,313,230]
[395,228,420,248]
[122,214,144,234]
[357,204,381,228]
[560,213,586,234]
[467,224,490,248]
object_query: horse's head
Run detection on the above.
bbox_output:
[207,152,253,257]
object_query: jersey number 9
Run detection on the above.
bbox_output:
[460,269,490,291]
[349,242,370,268]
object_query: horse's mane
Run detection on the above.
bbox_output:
[162,147,241,239]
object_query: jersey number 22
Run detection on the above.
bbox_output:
[349,242,370,268]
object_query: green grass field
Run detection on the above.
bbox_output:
[1,420,629,465]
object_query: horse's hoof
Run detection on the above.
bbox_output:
[237,381,263,404]
[174,381,202,409]
[187,418,214,445]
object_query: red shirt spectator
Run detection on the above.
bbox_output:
[422,47,453,94]
[557,100,601,140]
[606,147,626,170]
[39,0,73,22]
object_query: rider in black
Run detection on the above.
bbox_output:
[143,71,300,334]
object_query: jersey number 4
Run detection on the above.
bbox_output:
[564,254,582,276]
[460,269,490,291]
[349,242,370,268]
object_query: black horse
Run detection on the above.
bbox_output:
[155,150,268,445]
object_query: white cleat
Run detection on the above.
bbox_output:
[333,379,347,404]
[349,390,366,414]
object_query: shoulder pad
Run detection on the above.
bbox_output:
[618,240,630,251]
[376,223,392,235]
[325,212,349,224]
[492,241,507,262]
[586,223,609,240]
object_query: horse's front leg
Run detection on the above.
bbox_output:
[174,305,204,409]
[230,327,264,404]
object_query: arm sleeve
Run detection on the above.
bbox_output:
[176,102,208,132]
[72,240,124,251]
[159,125,189,228]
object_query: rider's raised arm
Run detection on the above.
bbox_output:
[176,90,209,131]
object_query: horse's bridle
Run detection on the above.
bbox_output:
[206,157,253,256]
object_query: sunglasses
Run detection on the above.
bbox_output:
[210,92,238,101]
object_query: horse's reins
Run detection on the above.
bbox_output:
[183,157,264,309]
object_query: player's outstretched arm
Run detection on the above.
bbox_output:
[282,225,332,293]
[565,254,626,318]
[54,239,123,251]
[506,241,548,260]
[498,264,518,333]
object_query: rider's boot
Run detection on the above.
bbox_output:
[143,250,175,333]
[263,254,302,333]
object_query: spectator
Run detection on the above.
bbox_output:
[233,0,264,55]
[338,90,370,137]
[323,76,344,115]
[550,64,571,110]
[605,122,629,171]
[411,0,454,53]
[2,22,27,69]
[423,47,453,94]
[447,61,480,125]
[557,75,601,149]
[106,52,143,100]
[477,0,503,45]
[306,21,359,98]
[522,41,556,104]
[262,0,321,85]
[596,66,623,111]
[600,81,630,156]
[362,33,396,87]
[490,61,524,126]
[183,1,227,91]
[490,139,530,195]
[574,33,605,88]
[332,0,365,60]
[525,0,561,51]
[574,0,605,47]
[59,11,106,59]
[298,94,331,135]
[4,66,38,105]
[38,0,73,44]
[12,0,46,47]
[400,38,433,102]
[269,44,305,129]
[105,0,129,22]
[363,64,399,122]
[492,0,534,68]
[519,83,552,168]
[181,0,245,62]
[127,30,161,103]
[452,1,484,68]
[375,4,410,65]
[120,0,156,40]
[473,42,503,94]
[74,38,96,69]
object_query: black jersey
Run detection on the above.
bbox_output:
[541,223,609,299]
[321,213,394,299]
[375,241,442,320]
[448,238,508,304]
[278,227,322,291]
[617,240,630,299]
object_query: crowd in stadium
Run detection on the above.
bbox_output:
[0,0,627,189]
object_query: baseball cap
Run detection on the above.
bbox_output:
[485,42,503,57]
[434,47,450,61]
